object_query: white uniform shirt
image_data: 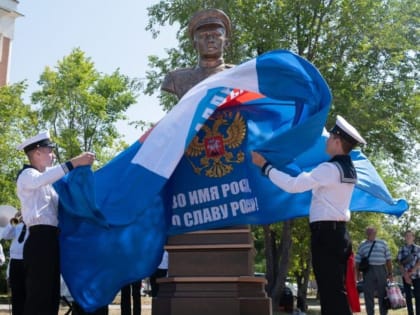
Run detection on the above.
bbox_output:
[268,162,354,222]
[1,222,27,259]
[17,165,67,228]
[0,244,5,266]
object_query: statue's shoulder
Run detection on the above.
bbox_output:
[162,68,195,88]
[162,67,195,85]
[162,67,197,98]
[165,67,196,80]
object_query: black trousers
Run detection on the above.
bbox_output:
[23,225,60,315]
[310,221,352,315]
[120,280,142,315]
[9,258,25,315]
[150,268,167,297]
[403,277,420,315]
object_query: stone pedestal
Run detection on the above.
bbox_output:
[152,226,272,315]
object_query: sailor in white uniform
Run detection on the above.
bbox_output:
[1,212,28,315]
[16,131,95,315]
[252,115,367,315]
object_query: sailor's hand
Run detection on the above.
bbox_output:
[71,152,96,167]
[251,151,266,168]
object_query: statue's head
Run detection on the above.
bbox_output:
[188,8,231,41]
[188,9,231,59]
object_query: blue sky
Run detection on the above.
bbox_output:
[9,0,178,144]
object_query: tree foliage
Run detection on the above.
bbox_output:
[0,82,37,206]
[31,48,141,163]
[0,83,37,293]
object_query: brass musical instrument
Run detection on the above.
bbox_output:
[0,205,18,227]
[10,214,23,225]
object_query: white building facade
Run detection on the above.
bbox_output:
[0,0,21,86]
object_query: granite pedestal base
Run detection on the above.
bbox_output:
[152,276,272,315]
[151,227,272,315]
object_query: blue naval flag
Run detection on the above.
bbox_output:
[54,49,408,311]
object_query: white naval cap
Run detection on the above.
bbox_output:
[16,131,56,153]
[329,115,367,145]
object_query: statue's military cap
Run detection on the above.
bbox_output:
[188,8,231,40]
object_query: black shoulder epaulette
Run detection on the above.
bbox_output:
[329,155,357,184]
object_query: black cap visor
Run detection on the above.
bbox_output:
[329,125,358,146]
[24,139,56,153]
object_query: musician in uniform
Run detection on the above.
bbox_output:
[161,8,233,99]
[16,131,95,315]
[251,115,367,315]
[1,211,28,315]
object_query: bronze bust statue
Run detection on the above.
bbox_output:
[161,9,233,99]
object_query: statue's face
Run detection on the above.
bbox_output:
[194,25,227,59]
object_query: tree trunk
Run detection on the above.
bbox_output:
[295,253,312,312]
[271,220,293,308]
[263,224,276,294]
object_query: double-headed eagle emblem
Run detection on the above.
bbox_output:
[185,111,246,178]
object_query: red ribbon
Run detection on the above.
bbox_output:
[346,252,361,312]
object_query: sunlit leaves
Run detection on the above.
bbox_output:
[31,48,141,161]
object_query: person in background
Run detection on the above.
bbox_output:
[120,280,142,315]
[355,227,393,315]
[16,130,95,315]
[1,211,28,315]
[252,115,367,315]
[397,230,419,315]
[150,250,168,297]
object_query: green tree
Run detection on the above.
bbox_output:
[0,82,36,206]
[31,48,141,164]
[144,0,419,309]
[0,82,36,293]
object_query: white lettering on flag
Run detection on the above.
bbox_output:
[170,178,259,228]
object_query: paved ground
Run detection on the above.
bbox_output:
[0,296,153,315]
[0,298,410,315]
[0,303,152,315]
